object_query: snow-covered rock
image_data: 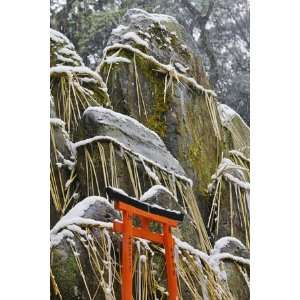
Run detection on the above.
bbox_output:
[78,106,186,177]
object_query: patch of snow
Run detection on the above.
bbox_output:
[174,237,209,262]
[50,66,106,88]
[50,29,73,48]
[217,103,237,126]
[210,158,250,191]
[73,133,193,186]
[139,156,160,183]
[57,47,83,63]
[105,55,131,64]
[192,27,201,42]
[208,252,250,281]
[211,236,246,256]
[174,62,189,74]
[122,32,149,48]
[56,150,75,170]
[112,24,130,36]
[99,43,216,97]
[55,53,76,64]
[83,106,162,140]
[126,8,178,24]
[140,255,147,263]
[50,118,65,128]
[175,236,249,281]
[217,103,249,129]
[140,185,176,202]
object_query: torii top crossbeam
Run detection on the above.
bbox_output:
[106,187,184,300]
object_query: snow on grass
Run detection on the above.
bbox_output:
[105,55,131,64]
[99,43,216,97]
[211,158,250,190]
[175,236,249,281]
[50,29,73,48]
[50,118,66,128]
[50,66,106,88]
[72,134,193,186]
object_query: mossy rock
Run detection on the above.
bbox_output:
[99,9,229,224]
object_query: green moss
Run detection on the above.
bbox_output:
[51,248,78,299]
[134,54,171,138]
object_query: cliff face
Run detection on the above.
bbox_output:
[50,9,250,300]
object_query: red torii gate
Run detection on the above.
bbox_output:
[106,187,184,300]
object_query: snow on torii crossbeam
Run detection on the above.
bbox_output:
[106,187,184,300]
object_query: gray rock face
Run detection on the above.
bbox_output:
[99,9,226,227]
[141,185,201,249]
[218,103,250,158]
[212,237,250,300]
[81,197,120,223]
[79,106,186,177]
[51,197,121,300]
[108,9,206,78]
[212,237,249,259]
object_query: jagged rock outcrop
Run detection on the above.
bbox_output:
[210,237,250,300]
[51,196,121,300]
[50,28,110,136]
[50,16,250,300]
[50,28,111,225]
[74,106,209,251]
[51,195,237,300]
[98,8,227,225]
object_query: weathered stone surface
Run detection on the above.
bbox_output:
[218,103,250,158]
[50,17,250,300]
[99,9,229,224]
[51,197,121,300]
[50,28,110,137]
[212,237,250,300]
[141,185,201,248]
[79,106,186,176]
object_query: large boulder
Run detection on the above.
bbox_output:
[50,196,121,300]
[74,107,211,251]
[51,196,234,300]
[78,106,186,176]
[210,237,250,300]
[98,9,229,224]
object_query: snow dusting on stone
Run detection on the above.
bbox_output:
[50,196,113,247]
[122,32,149,48]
